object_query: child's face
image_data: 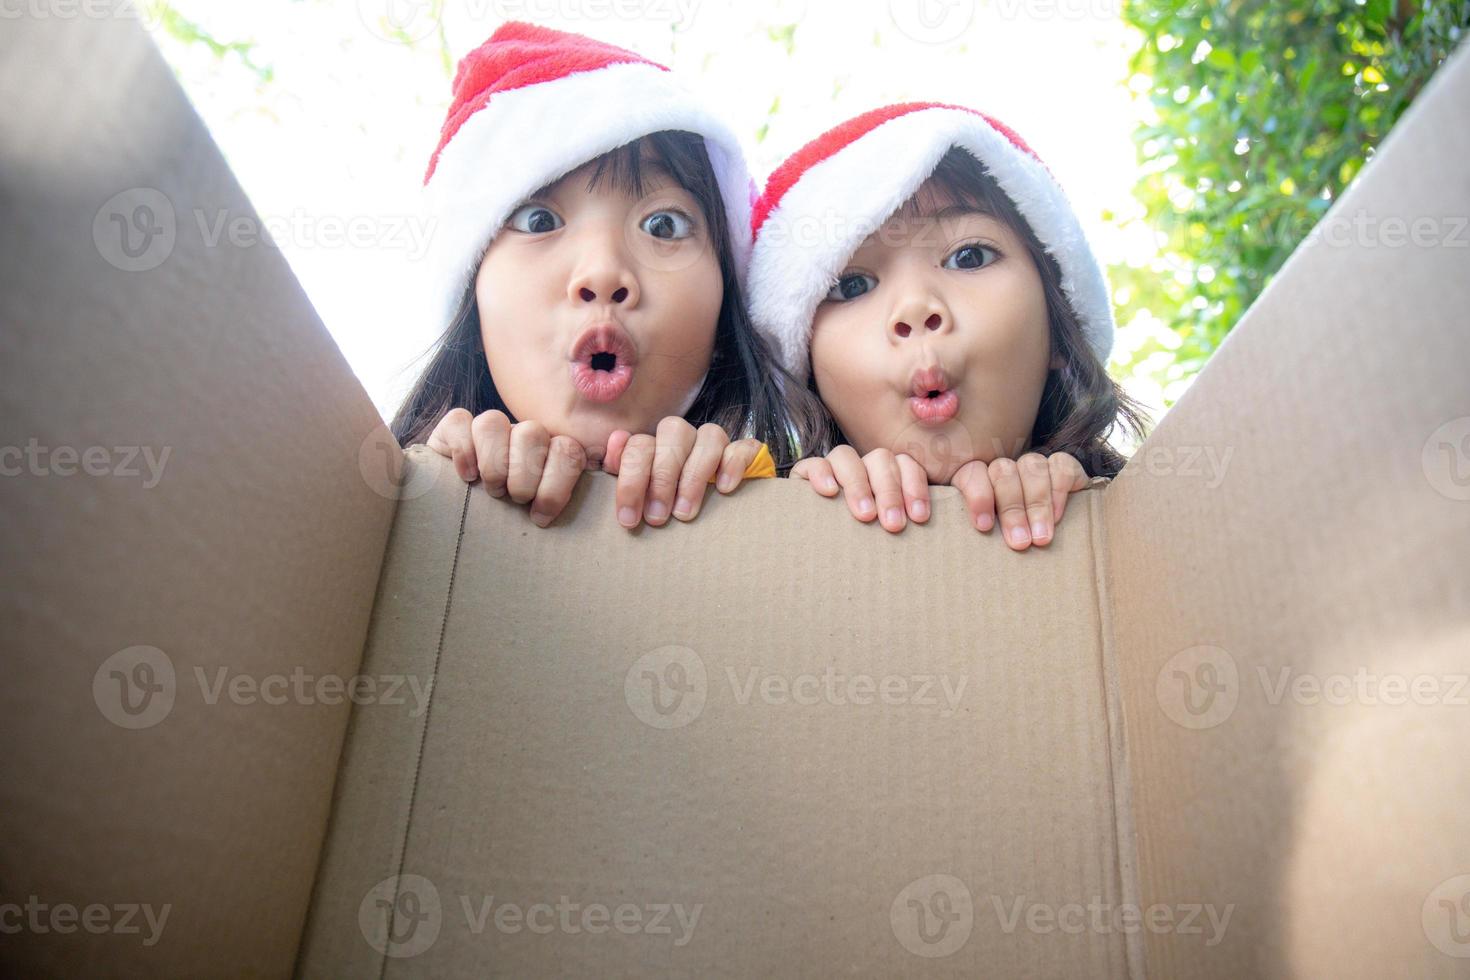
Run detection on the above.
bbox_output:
[475,151,723,452]
[809,179,1057,483]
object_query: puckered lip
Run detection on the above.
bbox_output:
[569,321,640,368]
[907,363,960,426]
[909,364,951,398]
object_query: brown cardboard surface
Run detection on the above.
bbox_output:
[7,10,1470,980]
[300,450,1136,978]
[0,13,397,979]
[1101,39,1470,979]
[295,448,472,976]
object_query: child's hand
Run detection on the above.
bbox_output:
[425,408,589,528]
[601,418,766,529]
[949,451,1089,551]
[791,445,930,533]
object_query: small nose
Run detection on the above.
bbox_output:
[577,284,630,304]
[892,312,945,339]
[568,249,640,307]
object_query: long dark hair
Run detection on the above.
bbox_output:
[390,131,825,475]
[798,148,1149,477]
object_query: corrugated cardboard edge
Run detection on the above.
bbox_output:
[1088,481,1146,980]
[372,484,470,980]
[294,447,471,979]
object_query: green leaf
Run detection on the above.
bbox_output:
[1205,46,1236,70]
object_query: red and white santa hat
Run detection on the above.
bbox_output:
[420,22,755,330]
[748,103,1115,383]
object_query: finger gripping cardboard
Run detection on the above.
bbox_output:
[3,14,1468,980]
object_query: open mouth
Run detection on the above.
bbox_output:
[908,366,960,425]
[569,324,638,403]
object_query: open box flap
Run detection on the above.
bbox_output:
[1101,38,1470,978]
[299,459,1136,977]
[0,14,398,978]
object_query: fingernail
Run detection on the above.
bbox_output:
[976,513,994,532]
[530,510,551,528]
[717,474,734,492]
[858,497,875,517]
[673,497,693,518]
[912,500,928,520]
[1031,520,1049,541]
[1009,525,1030,546]
[824,476,838,493]
[618,506,638,527]
[646,500,668,522]
[884,506,902,527]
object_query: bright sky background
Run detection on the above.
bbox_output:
[147,0,1170,424]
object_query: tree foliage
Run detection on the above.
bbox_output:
[1113,0,1469,399]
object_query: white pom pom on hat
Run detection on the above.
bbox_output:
[748,103,1116,384]
[419,21,756,332]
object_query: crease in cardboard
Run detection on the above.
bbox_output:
[1087,485,1146,980]
[376,480,472,980]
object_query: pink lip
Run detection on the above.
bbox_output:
[908,365,959,426]
[569,323,638,403]
[909,389,960,426]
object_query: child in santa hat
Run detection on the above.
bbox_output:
[748,103,1148,550]
[393,22,825,529]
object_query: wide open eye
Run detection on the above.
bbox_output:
[506,204,564,234]
[825,272,878,302]
[942,243,999,271]
[640,209,696,241]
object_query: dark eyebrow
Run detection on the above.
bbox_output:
[637,160,678,185]
[927,204,998,221]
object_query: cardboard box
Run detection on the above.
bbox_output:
[3,13,1468,979]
